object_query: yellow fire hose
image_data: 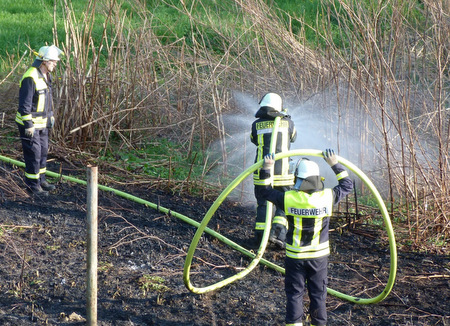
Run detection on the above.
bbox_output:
[183,149,397,304]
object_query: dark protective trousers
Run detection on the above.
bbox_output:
[18,126,49,190]
[285,256,328,326]
[254,185,290,239]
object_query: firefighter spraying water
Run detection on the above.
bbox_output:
[251,92,297,249]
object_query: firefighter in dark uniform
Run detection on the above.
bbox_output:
[16,45,63,196]
[256,149,353,326]
[251,92,297,248]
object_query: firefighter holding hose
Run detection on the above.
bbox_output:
[16,45,63,196]
[251,92,297,249]
[256,149,353,326]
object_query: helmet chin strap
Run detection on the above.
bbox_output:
[39,62,50,77]
[293,178,303,190]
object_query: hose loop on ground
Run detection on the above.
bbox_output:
[0,151,396,304]
[182,150,397,304]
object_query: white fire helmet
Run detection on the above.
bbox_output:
[36,45,63,61]
[259,93,282,112]
[295,159,320,179]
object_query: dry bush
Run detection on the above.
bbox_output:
[40,0,448,247]
[311,0,449,246]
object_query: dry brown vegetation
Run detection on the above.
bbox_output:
[0,3,448,324]
[1,0,448,250]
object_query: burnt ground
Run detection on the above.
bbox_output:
[0,161,449,326]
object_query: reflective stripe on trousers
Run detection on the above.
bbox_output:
[19,127,49,190]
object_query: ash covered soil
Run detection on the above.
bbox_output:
[0,163,449,326]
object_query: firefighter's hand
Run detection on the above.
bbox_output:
[25,127,35,138]
[323,148,338,166]
[50,116,55,128]
[263,153,275,169]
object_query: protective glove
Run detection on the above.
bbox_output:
[323,148,338,166]
[50,116,55,128]
[25,126,35,138]
[263,153,275,169]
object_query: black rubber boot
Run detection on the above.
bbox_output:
[27,186,49,197]
[41,181,56,191]
[269,224,286,249]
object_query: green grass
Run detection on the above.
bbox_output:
[0,0,131,61]
[273,0,323,38]
[0,0,332,66]
[0,0,429,57]
[0,0,428,73]
[138,275,169,295]
[273,0,427,50]
[0,3,54,55]
[100,139,206,181]
[1,131,17,146]
[0,0,100,73]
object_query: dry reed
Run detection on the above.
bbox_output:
[8,0,448,247]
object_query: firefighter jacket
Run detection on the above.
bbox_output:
[16,64,54,130]
[256,162,353,259]
[251,106,297,187]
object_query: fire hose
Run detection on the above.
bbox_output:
[183,149,397,304]
[0,149,396,304]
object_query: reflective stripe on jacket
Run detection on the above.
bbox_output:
[251,118,297,186]
[16,67,50,129]
[284,189,333,259]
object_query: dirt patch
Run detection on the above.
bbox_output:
[0,162,449,326]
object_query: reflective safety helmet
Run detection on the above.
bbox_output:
[36,45,64,61]
[293,158,320,190]
[295,159,319,179]
[259,93,282,112]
